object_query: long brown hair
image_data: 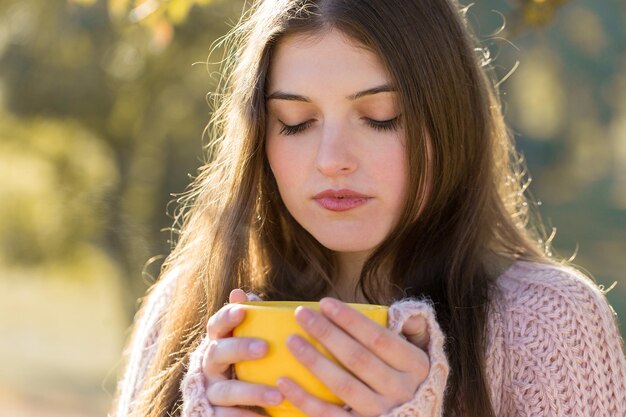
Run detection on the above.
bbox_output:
[111,0,551,416]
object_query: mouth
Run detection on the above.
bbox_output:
[313,189,371,212]
[312,188,370,199]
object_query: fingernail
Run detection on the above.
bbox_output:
[321,298,339,317]
[264,389,283,405]
[295,306,314,326]
[249,340,266,357]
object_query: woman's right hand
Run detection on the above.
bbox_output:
[202,289,284,416]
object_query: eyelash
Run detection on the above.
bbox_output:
[279,116,401,136]
[279,120,312,136]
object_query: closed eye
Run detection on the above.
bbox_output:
[279,120,314,136]
[364,116,401,132]
[278,115,401,136]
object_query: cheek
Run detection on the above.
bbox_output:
[387,162,409,216]
[266,140,301,199]
[375,143,408,199]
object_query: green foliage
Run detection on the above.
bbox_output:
[0,115,118,264]
[507,0,572,36]
[0,0,241,320]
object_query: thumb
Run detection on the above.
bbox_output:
[229,288,248,304]
[401,315,430,351]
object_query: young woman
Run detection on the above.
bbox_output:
[111,0,626,416]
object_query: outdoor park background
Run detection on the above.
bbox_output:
[0,0,624,416]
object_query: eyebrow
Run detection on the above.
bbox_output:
[266,83,396,102]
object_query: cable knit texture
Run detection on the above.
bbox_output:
[487,262,626,416]
[181,335,213,417]
[381,299,449,417]
[114,261,626,416]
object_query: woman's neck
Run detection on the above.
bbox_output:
[328,251,370,303]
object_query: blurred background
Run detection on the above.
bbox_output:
[0,0,624,415]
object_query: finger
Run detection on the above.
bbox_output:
[203,337,268,377]
[285,334,380,415]
[229,288,248,304]
[294,306,403,396]
[214,406,267,417]
[276,377,349,417]
[207,304,245,339]
[207,379,284,408]
[320,298,429,374]
[401,315,430,351]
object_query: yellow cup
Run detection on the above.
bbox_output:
[233,301,388,417]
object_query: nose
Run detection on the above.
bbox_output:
[314,124,357,177]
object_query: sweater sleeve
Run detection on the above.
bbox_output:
[180,334,215,417]
[113,271,177,417]
[377,298,450,417]
[495,262,626,416]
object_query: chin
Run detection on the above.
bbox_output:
[313,234,380,253]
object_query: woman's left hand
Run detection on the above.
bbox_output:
[276,297,431,417]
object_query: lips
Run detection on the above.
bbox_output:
[313,189,371,212]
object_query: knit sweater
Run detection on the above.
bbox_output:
[113,261,626,416]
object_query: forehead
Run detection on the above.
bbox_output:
[267,30,392,94]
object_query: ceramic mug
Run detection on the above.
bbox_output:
[233,301,389,417]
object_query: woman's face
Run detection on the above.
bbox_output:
[265,30,407,258]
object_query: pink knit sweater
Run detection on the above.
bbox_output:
[113,261,626,416]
